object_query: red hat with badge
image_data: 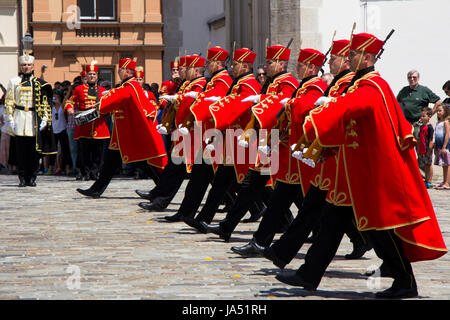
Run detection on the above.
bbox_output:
[297,48,326,67]
[350,33,384,55]
[233,48,257,63]
[134,66,144,78]
[85,60,99,73]
[119,58,137,71]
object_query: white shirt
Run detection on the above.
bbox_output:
[52,105,67,134]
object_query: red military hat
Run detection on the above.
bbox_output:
[170,60,179,69]
[85,60,99,73]
[350,33,384,55]
[331,39,351,56]
[185,55,206,68]
[297,48,326,67]
[233,48,257,63]
[179,56,188,67]
[207,46,229,61]
[135,66,144,78]
[119,58,137,71]
[266,45,291,61]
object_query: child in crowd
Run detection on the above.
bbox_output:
[434,103,450,189]
[417,107,434,188]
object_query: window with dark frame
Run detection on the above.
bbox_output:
[78,0,116,21]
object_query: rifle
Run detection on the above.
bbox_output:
[376,29,395,61]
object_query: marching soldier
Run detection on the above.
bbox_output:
[229,47,328,256]
[181,47,262,232]
[275,32,447,299]
[169,47,233,224]
[136,55,208,214]
[200,44,299,241]
[4,53,57,187]
[65,61,110,181]
[76,58,167,198]
[263,39,370,271]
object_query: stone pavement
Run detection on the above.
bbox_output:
[0,167,448,300]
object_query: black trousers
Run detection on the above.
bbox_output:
[78,138,106,177]
[219,169,271,233]
[89,148,123,194]
[15,136,40,182]
[296,203,414,289]
[194,165,238,224]
[271,186,328,264]
[253,181,303,247]
[177,161,215,218]
[145,155,187,209]
[271,185,368,265]
[49,130,72,168]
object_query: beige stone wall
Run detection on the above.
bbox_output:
[0,0,19,86]
[29,0,163,86]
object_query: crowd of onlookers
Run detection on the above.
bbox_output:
[0,69,449,189]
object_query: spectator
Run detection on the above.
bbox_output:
[255,64,267,86]
[397,70,442,125]
[433,103,450,190]
[417,107,434,188]
[51,89,72,175]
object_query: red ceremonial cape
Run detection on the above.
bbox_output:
[305,71,447,262]
[98,78,167,168]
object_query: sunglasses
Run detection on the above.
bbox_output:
[257,73,266,76]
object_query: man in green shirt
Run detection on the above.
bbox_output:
[397,70,441,124]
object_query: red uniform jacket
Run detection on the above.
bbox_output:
[208,72,262,182]
[172,77,207,172]
[189,69,233,171]
[98,78,167,168]
[272,76,327,193]
[250,72,298,181]
[304,70,447,262]
[309,71,355,200]
[144,90,159,123]
[64,83,110,140]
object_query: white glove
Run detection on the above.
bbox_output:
[179,127,189,135]
[292,151,302,160]
[204,96,220,102]
[242,95,260,104]
[290,144,297,151]
[8,120,15,132]
[258,145,271,155]
[102,90,109,96]
[238,139,249,148]
[39,120,47,131]
[314,96,332,106]
[156,124,167,134]
[160,95,178,102]
[205,143,215,151]
[302,158,316,168]
[185,91,198,99]
[280,98,290,106]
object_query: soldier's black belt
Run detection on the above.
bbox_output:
[15,105,35,111]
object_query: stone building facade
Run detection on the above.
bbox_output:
[24,0,163,86]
